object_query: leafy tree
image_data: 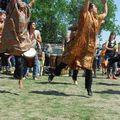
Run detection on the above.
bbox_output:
[31,0,69,43]
[31,0,119,43]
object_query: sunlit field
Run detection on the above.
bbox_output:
[0,71,120,120]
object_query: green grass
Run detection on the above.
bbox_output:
[0,71,120,120]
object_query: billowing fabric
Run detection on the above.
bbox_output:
[0,1,33,56]
[62,10,104,70]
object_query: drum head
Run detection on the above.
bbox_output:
[23,48,37,58]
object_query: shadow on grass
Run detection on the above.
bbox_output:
[30,90,89,98]
[93,76,105,79]
[0,90,19,95]
[95,89,120,95]
[35,81,72,85]
[0,76,10,79]
[96,82,120,86]
[0,75,15,80]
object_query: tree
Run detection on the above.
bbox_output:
[31,0,69,43]
[31,0,118,43]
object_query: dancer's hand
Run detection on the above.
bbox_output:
[101,0,107,4]
[84,0,90,11]
[101,0,108,18]
[29,0,35,7]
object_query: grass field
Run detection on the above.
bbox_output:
[0,71,120,120]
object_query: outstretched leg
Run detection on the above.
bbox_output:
[48,62,67,82]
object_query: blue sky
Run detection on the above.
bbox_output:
[101,0,120,44]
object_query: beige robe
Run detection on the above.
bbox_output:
[0,1,33,56]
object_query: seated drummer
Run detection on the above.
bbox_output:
[0,0,35,89]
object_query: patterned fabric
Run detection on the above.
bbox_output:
[62,10,105,70]
[0,1,33,56]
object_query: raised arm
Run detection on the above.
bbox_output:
[83,0,90,11]
[9,0,17,5]
[13,0,17,4]
[29,0,35,8]
[101,0,108,18]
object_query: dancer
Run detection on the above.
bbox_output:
[0,0,35,89]
[48,0,108,96]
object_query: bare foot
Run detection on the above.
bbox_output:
[18,80,24,89]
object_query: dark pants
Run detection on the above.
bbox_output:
[72,70,78,81]
[45,54,50,66]
[14,56,26,79]
[54,62,67,76]
[85,69,92,90]
[53,62,92,90]
[1,53,9,67]
[109,56,120,66]
[108,56,120,75]
[72,69,92,90]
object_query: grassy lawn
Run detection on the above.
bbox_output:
[0,71,120,120]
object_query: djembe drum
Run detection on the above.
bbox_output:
[23,48,37,68]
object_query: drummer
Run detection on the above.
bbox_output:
[0,0,35,89]
[26,21,42,80]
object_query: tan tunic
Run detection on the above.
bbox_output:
[0,1,33,56]
[62,9,104,70]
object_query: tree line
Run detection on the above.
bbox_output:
[31,0,120,43]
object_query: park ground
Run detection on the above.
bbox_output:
[0,71,120,120]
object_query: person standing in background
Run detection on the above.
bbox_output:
[105,32,118,80]
[27,21,42,80]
